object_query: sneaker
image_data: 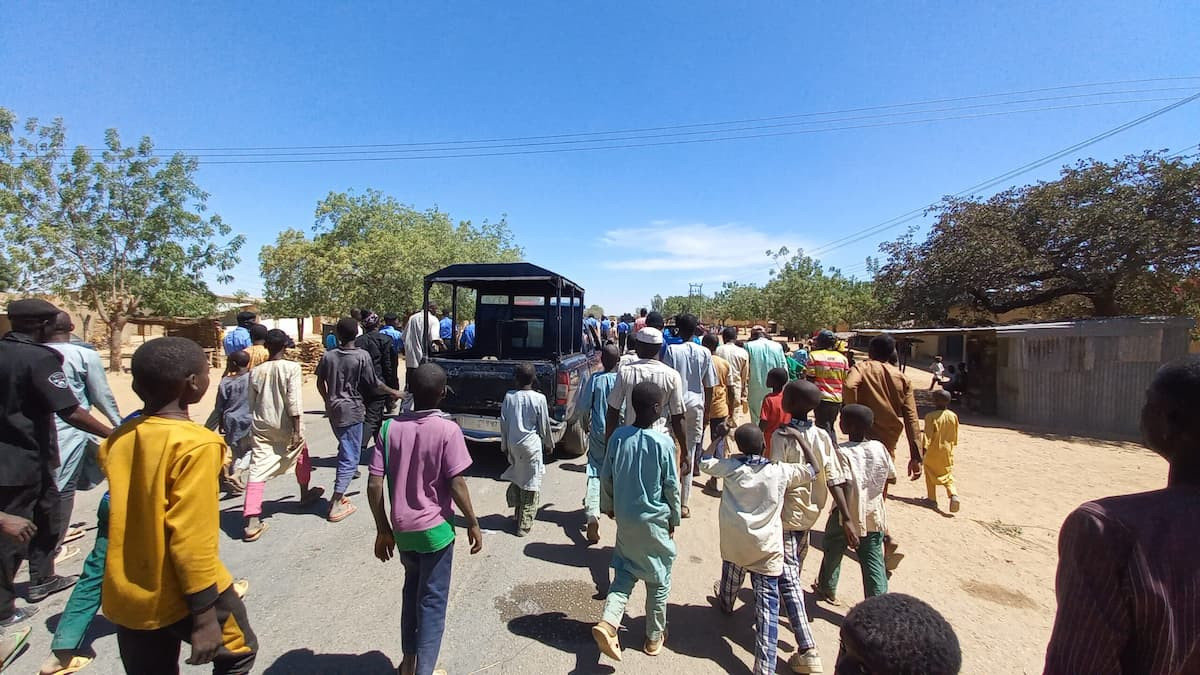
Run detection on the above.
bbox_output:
[949,496,961,513]
[789,648,823,673]
[0,607,38,628]
[591,621,622,661]
[586,519,600,544]
[28,575,78,603]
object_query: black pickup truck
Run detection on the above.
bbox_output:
[421,262,601,457]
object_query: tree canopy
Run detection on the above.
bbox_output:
[260,189,522,322]
[875,151,1200,323]
[585,304,606,318]
[0,108,242,369]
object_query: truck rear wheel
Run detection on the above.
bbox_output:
[556,419,587,458]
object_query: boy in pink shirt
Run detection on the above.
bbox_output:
[367,363,483,675]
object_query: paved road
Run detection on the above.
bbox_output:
[9,404,860,674]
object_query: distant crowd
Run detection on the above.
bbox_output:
[0,297,1196,674]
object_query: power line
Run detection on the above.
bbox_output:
[1167,143,1199,159]
[136,76,1200,153]
[51,95,1190,166]
[806,92,1200,258]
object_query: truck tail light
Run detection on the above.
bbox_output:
[556,371,570,406]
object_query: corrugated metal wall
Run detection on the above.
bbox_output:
[995,321,1192,436]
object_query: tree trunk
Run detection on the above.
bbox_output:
[107,316,127,373]
[1092,288,1120,316]
[297,317,305,342]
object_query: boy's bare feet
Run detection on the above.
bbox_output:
[586,518,600,544]
[949,495,961,513]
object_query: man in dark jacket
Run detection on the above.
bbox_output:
[354,311,396,463]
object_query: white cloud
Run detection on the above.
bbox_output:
[600,222,806,273]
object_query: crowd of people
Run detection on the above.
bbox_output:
[0,297,1197,674]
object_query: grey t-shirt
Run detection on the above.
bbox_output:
[315,347,381,428]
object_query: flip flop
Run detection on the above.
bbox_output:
[299,487,325,507]
[41,653,92,675]
[54,545,81,565]
[328,499,357,523]
[232,579,250,598]
[0,625,30,671]
[242,522,269,542]
[62,527,86,544]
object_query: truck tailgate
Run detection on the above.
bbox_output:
[431,358,557,436]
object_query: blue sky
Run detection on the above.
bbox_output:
[4,2,1198,315]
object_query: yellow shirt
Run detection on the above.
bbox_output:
[100,416,233,630]
[922,408,959,466]
[245,344,269,369]
[710,354,733,420]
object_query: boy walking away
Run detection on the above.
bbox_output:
[573,346,622,544]
[923,389,960,513]
[928,355,945,390]
[244,324,270,370]
[1044,356,1200,675]
[836,593,962,675]
[662,314,717,514]
[805,330,849,444]
[773,380,854,674]
[316,318,402,524]
[813,404,894,604]
[242,330,323,542]
[701,425,816,675]
[717,326,750,418]
[500,363,553,537]
[100,338,256,674]
[208,351,252,496]
[758,368,791,458]
[355,312,396,465]
[593,382,681,661]
[701,334,736,491]
[367,363,482,675]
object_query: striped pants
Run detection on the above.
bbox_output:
[781,530,816,652]
[717,562,780,675]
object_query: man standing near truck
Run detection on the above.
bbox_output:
[404,303,444,390]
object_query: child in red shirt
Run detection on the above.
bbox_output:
[758,368,791,458]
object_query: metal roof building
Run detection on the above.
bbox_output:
[857,317,1194,437]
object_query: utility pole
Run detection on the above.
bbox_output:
[688,282,703,321]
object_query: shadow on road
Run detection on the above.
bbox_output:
[523,540,612,600]
[506,611,615,675]
[262,648,394,674]
[461,441,509,481]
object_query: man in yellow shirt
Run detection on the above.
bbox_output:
[100,337,257,673]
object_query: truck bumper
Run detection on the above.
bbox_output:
[448,414,564,443]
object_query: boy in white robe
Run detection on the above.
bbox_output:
[500,363,553,537]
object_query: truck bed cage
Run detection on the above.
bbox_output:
[424,262,584,295]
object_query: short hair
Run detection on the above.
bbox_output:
[721,326,738,342]
[783,379,822,409]
[634,339,660,359]
[631,381,663,414]
[336,317,359,342]
[51,312,73,335]
[842,593,962,675]
[131,337,208,401]
[1148,356,1200,435]
[639,308,647,317]
[410,363,447,404]
[840,403,875,429]
[933,389,953,405]
[515,362,537,386]
[383,312,398,323]
[249,323,269,342]
[600,344,621,370]
[766,367,788,388]
[701,333,719,351]
[675,313,697,337]
[227,350,250,371]
[869,334,896,361]
[645,311,665,329]
[236,311,257,325]
[265,329,290,355]
[734,424,765,455]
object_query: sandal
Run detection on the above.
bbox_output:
[0,625,30,671]
[232,579,250,598]
[299,487,325,507]
[54,545,81,565]
[62,527,86,544]
[39,652,91,675]
[328,499,357,523]
[243,522,269,542]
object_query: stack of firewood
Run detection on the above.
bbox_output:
[288,340,326,375]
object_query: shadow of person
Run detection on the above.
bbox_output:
[558,462,587,474]
[889,493,955,518]
[536,505,588,546]
[458,513,513,534]
[43,610,116,652]
[263,649,395,674]
[506,611,615,675]
[460,441,510,481]
[523,541,612,599]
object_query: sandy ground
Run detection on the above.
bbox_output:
[6,361,1167,674]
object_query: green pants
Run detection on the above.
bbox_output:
[815,509,887,599]
[52,493,108,651]
[506,484,539,535]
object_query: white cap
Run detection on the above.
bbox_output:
[634,327,664,345]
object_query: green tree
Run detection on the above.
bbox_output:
[659,295,695,319]
[0,108,243,370]
[586,304,606,318]
[764,248,877,335]
[876,151,1200,323]
[707,281,766,323]
[650,294,665,313]
[260,190,521,325]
